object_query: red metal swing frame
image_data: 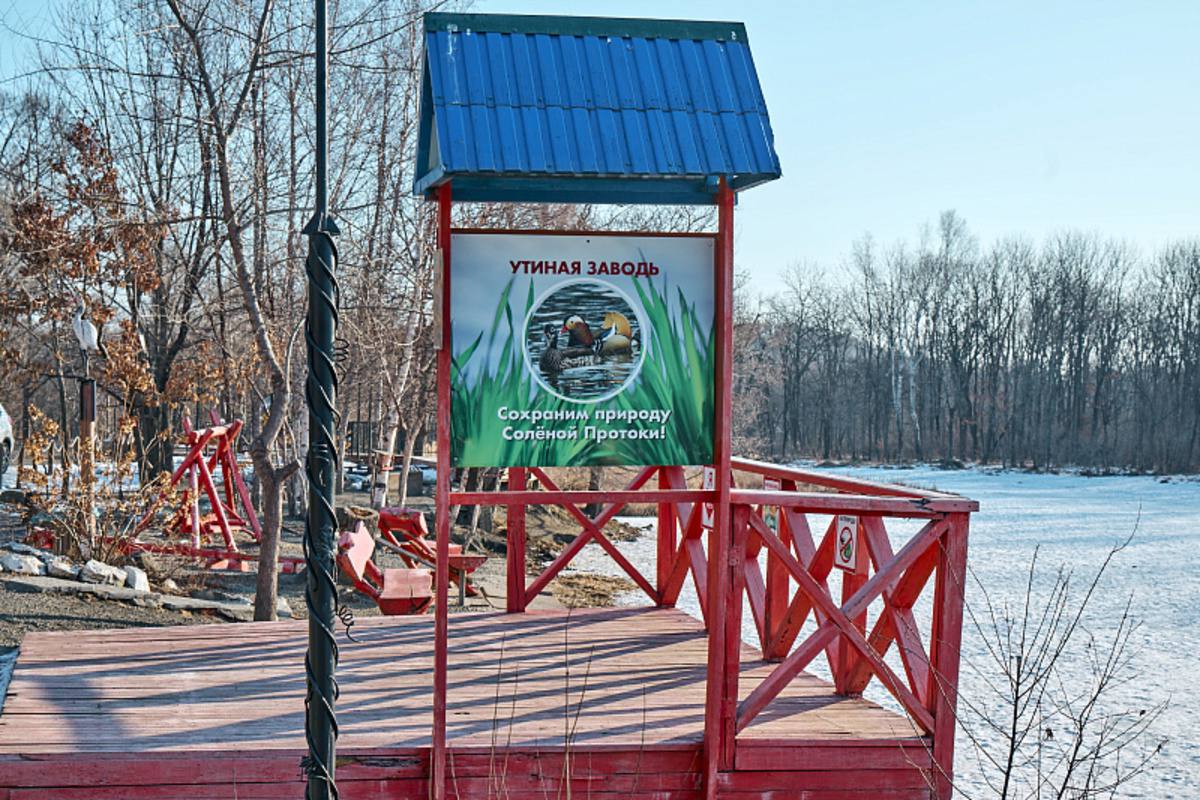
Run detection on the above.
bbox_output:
[430,181,974,800]
[130,412,305,573]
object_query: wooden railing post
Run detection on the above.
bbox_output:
[656,467,676,605]
[506,467,526,612]
[834,517,869,694]
[720,503,749,768]
[762,479,795,659]
[929,512,969,800]
[431,180,452,800]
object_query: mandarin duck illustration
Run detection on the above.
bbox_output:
[562,315,595,348]
[596,310,637,355]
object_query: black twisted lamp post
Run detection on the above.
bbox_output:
[302,0,340,796]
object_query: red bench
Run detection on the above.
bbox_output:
[376,507,487,601]
[336,522,432,615]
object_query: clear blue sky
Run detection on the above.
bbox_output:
[4,1,1197,291]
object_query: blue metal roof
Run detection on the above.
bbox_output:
[414,13,782,204]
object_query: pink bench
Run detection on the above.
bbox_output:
[336,522,432,615]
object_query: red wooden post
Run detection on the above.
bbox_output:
[193,453,236,551]
[506,467,526,612]
[721,504,750,767]
[763,479,794,659]
[703,179,736,797]
[929,512,969,800]
[835,518,868,695]
[431,181,453,800]
[656,467,676,604]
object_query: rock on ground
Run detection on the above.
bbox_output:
[45,557,80,579]
[124,565,151,592]
[2,543,50,558]
[0,553,44,576]
[79,560,127,586]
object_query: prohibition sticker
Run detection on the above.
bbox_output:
[762,477,781,533]
[834,514,858,571]
[701,466,716,528]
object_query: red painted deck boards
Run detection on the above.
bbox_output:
[0,608,932,798]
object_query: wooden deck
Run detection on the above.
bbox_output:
[0,608,935,798]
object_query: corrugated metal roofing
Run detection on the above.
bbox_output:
[414,13,782,204]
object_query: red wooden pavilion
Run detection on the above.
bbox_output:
[0,13,975,800]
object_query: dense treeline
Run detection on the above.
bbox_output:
[734,211,1200,472]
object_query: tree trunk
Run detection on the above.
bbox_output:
[451,467,480,527]
[254,465,283,621]
[891,348,905,459]
[397,425,419,507]
[907,355,923,460]
[15,382,32,489]
[370,405,401,509]
[55,365,72,498]
[287,471,304,519]
[335,406,351,494]
[584,466,602,517]
[138,402,175,480]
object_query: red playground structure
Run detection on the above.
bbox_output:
[131,413,304,572]
[375,506,487,604]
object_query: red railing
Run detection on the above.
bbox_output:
[446,458,974,799]
[720,458,973,798]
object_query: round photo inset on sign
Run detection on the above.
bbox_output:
[524,280,646,403]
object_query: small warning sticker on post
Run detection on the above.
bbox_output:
[701,466,715,528]
[762,477,781,533]
[834,514,858,571]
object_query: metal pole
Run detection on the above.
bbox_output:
[302,0,340,796]
[79,377,97,553]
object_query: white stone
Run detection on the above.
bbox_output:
[79,559,127,586]
[0,553,45,576]
[3,542,49,558]
[124,565,151,592]
[160,578,180,594]
[276,597,293,618]
[45,557,80,579]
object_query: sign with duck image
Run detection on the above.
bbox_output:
[449,231,715,467]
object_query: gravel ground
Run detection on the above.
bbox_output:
[0,578,218,647]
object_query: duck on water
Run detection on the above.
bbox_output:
[562,312,638,356]
[538,323,597,375]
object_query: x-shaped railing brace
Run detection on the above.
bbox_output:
[737,513,949,735]
[523,466,659,607]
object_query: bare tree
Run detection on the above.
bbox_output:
[956,532,1165,798]
[164,0,300,620]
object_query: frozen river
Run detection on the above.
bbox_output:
[569,466,1199,798]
